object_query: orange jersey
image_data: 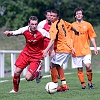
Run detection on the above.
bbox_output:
[49,19,73,53]
[71,21,97,56]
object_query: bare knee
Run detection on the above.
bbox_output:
[14,67,23,76]
[85,64,91,70]
[25,72,33,81]
[78,68,83,71]
[26,77,31,81]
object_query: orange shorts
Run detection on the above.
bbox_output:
[15,52,42,74]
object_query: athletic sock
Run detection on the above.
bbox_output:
[13,73,20,92]
[86,68,92,84]
[61,80,67,87]
[57,67,65,80]
[78,71,86,87]
[51,68,58,83]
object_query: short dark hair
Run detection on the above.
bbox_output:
[45,10,51,15]
[51,9,60,17]
[28,16,38,23]
[74,8,84,17]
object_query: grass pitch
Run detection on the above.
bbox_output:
[0,67,100,100]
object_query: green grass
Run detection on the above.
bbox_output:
[0,67,100,100]
[0,26,100,100]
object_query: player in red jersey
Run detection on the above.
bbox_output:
[4,16,50,93]
[38,10,51,32]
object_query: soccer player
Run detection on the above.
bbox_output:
[4,16,50,93]
[71,8,98,89]
[37,10,52,74]
[37,10,51,32]
[42,9,79,92]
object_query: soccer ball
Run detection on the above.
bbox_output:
[45,82,57,94]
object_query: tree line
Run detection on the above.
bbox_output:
[0,0,100,29]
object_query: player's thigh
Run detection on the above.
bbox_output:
[51,52,70,66]
[83,54,91,65]
[15,52,29,69]
[26,60,41,79]
[72,56,83,68]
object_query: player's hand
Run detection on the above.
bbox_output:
[49,50,55,57]
[42,50,48,57]
[72,48,76,55]
[4,31,13,36]
[94,48,98,55]
[75,30,79,36]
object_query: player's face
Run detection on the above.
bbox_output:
[46,12,51,21]
[75,10,83,21]
[29,20,38,32]
[50,12,59,23]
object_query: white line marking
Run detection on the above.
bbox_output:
[0,72,72,83]
[0,80,9,83]
[0,71,99,83]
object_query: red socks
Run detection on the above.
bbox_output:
[13,73,20,92]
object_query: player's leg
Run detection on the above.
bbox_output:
[50,63,59,86]
[72,56,86,89]
[83,54,94,89]
[57,53,71,91]
[26,60,42,83]
[9,67,23,93]
[9,52,28,93]
[85,65,94,89]
[51,53,69,92]
[77,68,86,89]
[56,66,69,92]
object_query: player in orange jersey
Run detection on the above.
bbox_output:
[71,8,98,89]
[42,9,79,92]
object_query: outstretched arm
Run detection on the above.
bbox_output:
[4,31,13,36]
[4,26,28,36]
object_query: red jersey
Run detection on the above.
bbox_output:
[12,26,50,60]
[38,20,51,32]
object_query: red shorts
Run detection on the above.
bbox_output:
[15,52,42,74]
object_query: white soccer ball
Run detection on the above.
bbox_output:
[45,82,57,94]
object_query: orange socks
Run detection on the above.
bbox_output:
[51,67,67,87]
[51,68,58,83]
[78,71,86,87]
[86,69,92,84]
[57,67,65,80]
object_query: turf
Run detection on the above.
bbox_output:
[0,67,100,100]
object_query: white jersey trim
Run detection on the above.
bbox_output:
[12,26,29,35]
[37,20,46,29]
[37,28,50,39]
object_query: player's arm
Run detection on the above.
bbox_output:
[4,30,22,36]
[42,39,54,57]
[71,27,79,35]
[64,21,79,35]
[91,38,98,55]
[4,31,13,36]
[4,26,28,36]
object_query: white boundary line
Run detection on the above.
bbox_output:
[0,71,100,83]
[0,72,72,83]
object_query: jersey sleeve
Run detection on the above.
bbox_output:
[37,28,50,38]
[12,26,28,36]
[88,23,97,39]
[49,21,58,40]
[64,21,72,30]
[37,20,46,29]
